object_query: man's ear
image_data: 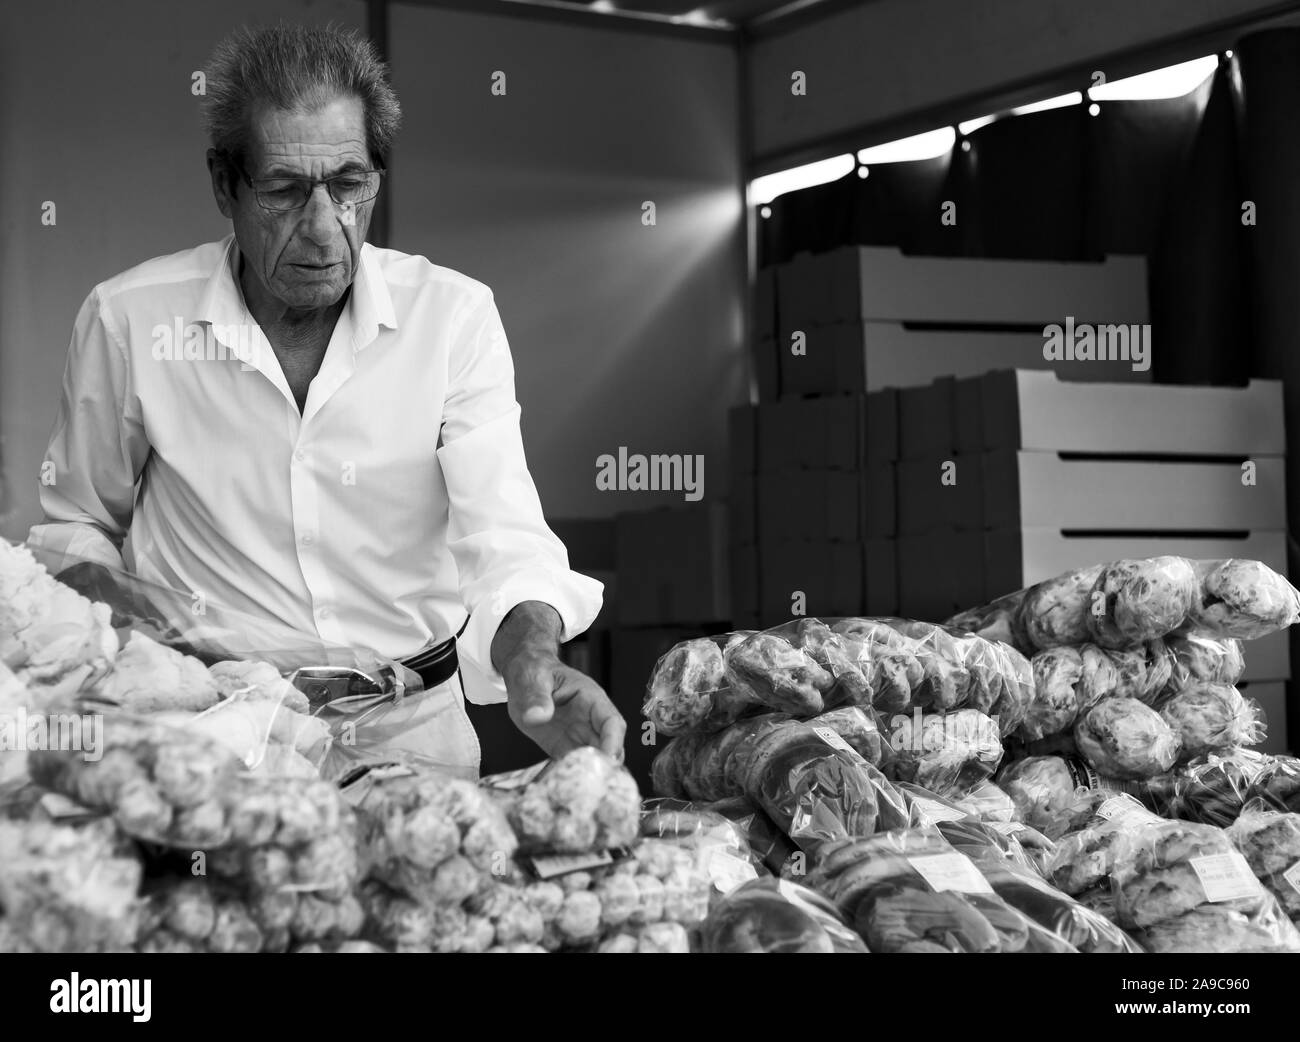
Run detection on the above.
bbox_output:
[207,148,236,219]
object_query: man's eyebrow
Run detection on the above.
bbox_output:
[260,159,371,178]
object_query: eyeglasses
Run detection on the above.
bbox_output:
[231,160,386,212]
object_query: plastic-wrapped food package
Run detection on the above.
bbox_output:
[28,716,247,848]
[1046,793,1165,899]
[1073,698,1180,780]
[882,709,1003,798]
[0,538,118,702]
[639,798,764,895]
[489,747,640,855]
[789,619,877,710]
[896,782,976,828]
[699,877,867,953]
[935,819,1141,952]
[1159,684,1263,761]
[1185,559,1300,639]
[209,659,311,714]
[649,732,700,799]
[808,706,889,767]
[954,781,1019,824]
[348,767,517,906]
[135,873,366,953]
[1020,565,1103,651]
[704,796,797,878]
[738,720,909,854]
[1111,819,1300,952]
[1161,635,1245,697]
[998,756,1115,841]
[1155,749,1276,828]
[1087,557,1199,649]
[945,589,1032,656]
[1023,647,1084,741]
[724,631,833,717]
[1227,803,1300,922]
[808,828,1076,952]
[642,633,760,738]
[933,817,1049,878]
[1104,641,1173,705]
[92,632,220,713]
[1249,755,1300,814]
[831,618,924,714]
[503,840,710,952]
[0,816,142,952]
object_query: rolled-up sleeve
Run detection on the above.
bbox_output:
[438,290,604,704]
[27,288,149,574]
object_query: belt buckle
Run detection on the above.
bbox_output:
[288,666,395,711]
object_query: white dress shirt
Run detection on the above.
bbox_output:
[28,234,603,704]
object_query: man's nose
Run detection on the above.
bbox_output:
[298,183,341,245]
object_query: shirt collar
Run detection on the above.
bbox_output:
[195,234,399,350]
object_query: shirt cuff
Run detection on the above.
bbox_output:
[456,566,605,706]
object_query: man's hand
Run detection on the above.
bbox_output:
[492,601,626,762]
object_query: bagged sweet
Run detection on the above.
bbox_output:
[724,631,833,717]
[493,747,640,855]
[0,539,118,701]
[1158,683,1263,761]
[1184,559,1300,640]
[642,633,759,738]
[954,780,1018,824]
[945,589,1032,656]
[1046,793,1165,899]
[808,828,1076,952]
[1249,754,1300,814]
[737,719,909,854]
[703,796,797,878]
[1111,818,1300,952]
[27,715,245,848]
[809,706,890,767]
[639,798,764,895]
[1022,647,1085,741]
[699,877,867,953]
[1020,565,1103,650]
[209,659,311,715]
[135,873,365,953]
[649,732,701,800]
[790,619,875,709]
[831,618,923,713]
[882,709,1003,798]
[1087,557,1198,649]
[1160,635,1245,697]
[935,819,1141,952]
[0,816,142,952]
[92,631,220,713]
[998,756,1115,841]
[1152,748,1276,828]
[1227,803,1300,922]
[1104,641,1173,705]
[1073,697,1180,780]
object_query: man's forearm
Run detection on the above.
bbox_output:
[490,600,563,676]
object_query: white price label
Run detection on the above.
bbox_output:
[907,853,994,894]
[908,796,968,825]
[812,726,855,756]
[1190,851,1263,903]
[1283,859,1300,897]
[1095,795,1160,827]
[988,820,1027,836]
[707,849,759,894]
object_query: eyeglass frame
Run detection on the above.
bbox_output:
[222,152,387,212]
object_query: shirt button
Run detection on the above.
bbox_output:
[294,449,306,462]
[318,607,332,619]
[301,533,314,545]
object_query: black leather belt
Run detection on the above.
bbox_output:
[401,633,460,690]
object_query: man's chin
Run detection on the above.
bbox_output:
[278,280,348,311]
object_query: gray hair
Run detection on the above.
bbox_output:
[202,23,402,168]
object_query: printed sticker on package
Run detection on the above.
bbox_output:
[908,853,994,894]
[1190,851,1264,903]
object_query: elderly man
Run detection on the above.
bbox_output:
[28,24,623,774]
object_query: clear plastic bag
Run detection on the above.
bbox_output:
[1160,634,1245,696]
[1073,697,1180,780]
[1045,793,1165,898]
[954,780,1019,824]
[639,797,765,895]
[1157,683,1264,761]
[998,755,1129,841]
[642,632,760,738]
[736,719,910,855]
[0,814,142,952]
[1110,818,1300,952]
[1152,748,1276,828]
[699,876,867,953]
[1248,754,1300,814]
[951,556,1300,657]
[1226,801,1300,923]
[880,709,1003,798]
[807,827,1077,952]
